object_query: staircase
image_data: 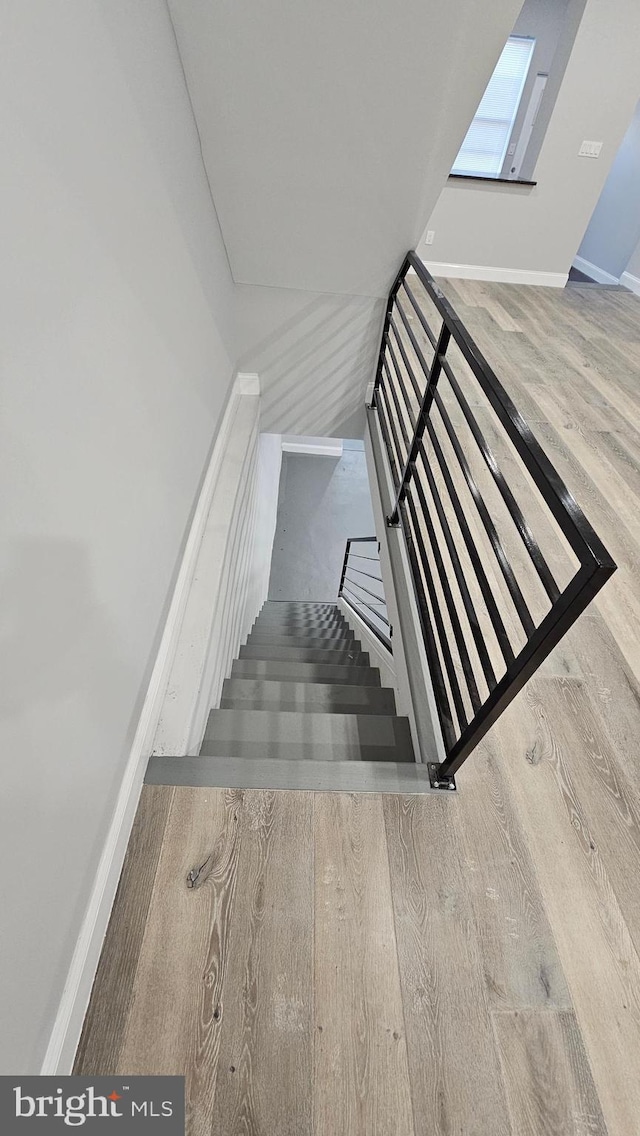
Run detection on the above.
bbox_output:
[200,601,414,763]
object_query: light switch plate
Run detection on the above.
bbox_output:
[579,140,603,158]
[425,230,435,246]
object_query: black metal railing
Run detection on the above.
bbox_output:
[371,251,616,787]
[338,537,392,652]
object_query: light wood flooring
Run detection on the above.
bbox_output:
[76,280,640,1135]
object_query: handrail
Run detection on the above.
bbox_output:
[371,252,616,788]
[338,537,392,652]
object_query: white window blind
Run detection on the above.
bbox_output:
[451,36,535,178]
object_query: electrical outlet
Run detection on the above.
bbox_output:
[425,230,435,246]
[578,140,603,158]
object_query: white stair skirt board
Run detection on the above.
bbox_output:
[41,371,273,1075]
[572,255,620,286]
[281,435,343,457]
[422,260,568,288]
[620,271,640,296]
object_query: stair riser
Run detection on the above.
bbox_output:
[247,635,361,651]
[202,709,413,762]
[200,740,410,762]
[253,618,349,630]
[230,660,381,686]
[222,677,395,709]
[221,678,396,715]
[262,603,338,612]
[221,696,395,715]
[239,644,370,666]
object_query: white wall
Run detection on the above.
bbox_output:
[499,0,573,180]
[0,0,237,1072]
[577,100,640,279]
[420,0,640,283]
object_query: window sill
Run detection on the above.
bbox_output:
[448,173,537,187]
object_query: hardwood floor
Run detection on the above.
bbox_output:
[76,280,640,1134]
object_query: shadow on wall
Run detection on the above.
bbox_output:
[237,291,385,439]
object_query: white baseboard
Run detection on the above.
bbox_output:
[40,372,261,1075]
[620,270,640,296]
[422,259,568,288]
[282,436,343,457]
[572,255,620,286]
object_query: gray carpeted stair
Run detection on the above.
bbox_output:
[200,601,414,763]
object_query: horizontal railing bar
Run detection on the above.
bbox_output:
[388,314,423,404]
[401,277,438,350]
[385,334,419,429]
[388,323,451,525]
[341,593,392,650]
[376,388,401,488]
[388,320,422,427]
[348,537,378,544]
[342,587,390,626]
[414,451,497,691]
[345,572,386,605]
[349,553,380,561]
[400,497,457,751]
[383,358,411,448]
[441,357,561,604]
[420,429,515,667]
[346,565,384,584]
[439,559,614,776]
[387,317,422,408]
[410,469,484,712]
[407,252,616,572]
[433,387,535,638]
[405,493,469,731]
[393,296,434,388]
[378,373,406,478]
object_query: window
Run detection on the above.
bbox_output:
[451,36,535,178]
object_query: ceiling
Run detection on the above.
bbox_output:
[168,0,523,298]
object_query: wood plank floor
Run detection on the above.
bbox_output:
[76,280,640,1135]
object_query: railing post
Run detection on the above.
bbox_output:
[387,322,451,526]
[370,257,408,409]
[338,539,351,597]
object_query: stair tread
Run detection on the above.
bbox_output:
[221,677,396,715]
[239,643,370,665]
[231,659,381,686]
